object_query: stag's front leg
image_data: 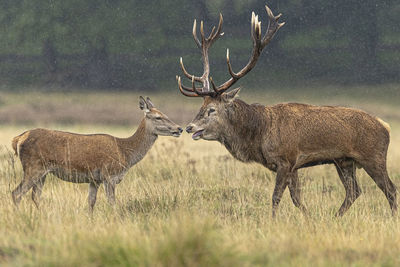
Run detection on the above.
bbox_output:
[288,171,308,216]
[271,166,291,218]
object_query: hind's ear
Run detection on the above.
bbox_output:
[139,96,150,113]
[221,88,240,103]
[146,97,155,109]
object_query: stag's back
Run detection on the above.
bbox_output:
[266,103,390,163]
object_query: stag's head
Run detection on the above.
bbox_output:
[185,89,240,140]
[176,5,284,141]
[139,96,183,137]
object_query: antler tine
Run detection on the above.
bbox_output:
[251,13,262,48]
[209,13,223,45]
[180,57,202,82]
[176,75,213,97]
[250,12,255,43]
[192,19,201,49]
[192,76,215,96]
[210,76,218,92]
[177,76,201,97]
[200,20,206,44]
[226,49,240,80]
[208,26,216,40]
[176,75,198,92]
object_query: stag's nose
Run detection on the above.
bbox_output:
[186,125,193,133]
[178,127,183,134]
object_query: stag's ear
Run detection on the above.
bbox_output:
[146,97,155,109]
[139,96,150,113]
[221,88,240,103]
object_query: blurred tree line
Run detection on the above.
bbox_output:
[0,0,399,90]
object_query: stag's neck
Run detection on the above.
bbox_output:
[122,118,157,167]
[219,99,268,164]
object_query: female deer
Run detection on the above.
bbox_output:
[11,97,182,212]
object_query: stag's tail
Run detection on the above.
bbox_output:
[12,131,28,156]
[376,117,391,135]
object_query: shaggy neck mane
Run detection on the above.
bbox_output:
[220,98,268,163]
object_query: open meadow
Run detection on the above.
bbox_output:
[0,85,400,266]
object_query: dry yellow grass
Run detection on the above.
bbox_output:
[0,88,399,266]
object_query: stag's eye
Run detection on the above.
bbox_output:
[155,117,162,120]
[208,108,215,116]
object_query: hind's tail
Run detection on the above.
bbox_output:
[12,131,27,156]
[12,136,20,156]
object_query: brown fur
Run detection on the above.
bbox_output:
[11,97,182,212]
[186,94,397,217]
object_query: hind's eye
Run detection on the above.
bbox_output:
[156,117,162,120]
[208,108,215,116]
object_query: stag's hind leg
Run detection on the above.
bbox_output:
[334,159,361,217]
[12,166,48,206]
[362,160,397,216]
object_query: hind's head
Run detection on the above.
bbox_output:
[139,96,183,137]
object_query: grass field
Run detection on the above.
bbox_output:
[0,86,400,266]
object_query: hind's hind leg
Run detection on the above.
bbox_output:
[12,166,47,206]
[12,180,35,206]
[334,159,361,216]
[362,160,397,215]
[32,175,47,208]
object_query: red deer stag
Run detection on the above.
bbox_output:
[176,5,397,217]
[11,97,183,212]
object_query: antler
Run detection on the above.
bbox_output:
[177,5,285,97]
[215,6,285,94]
[177,14,224,97]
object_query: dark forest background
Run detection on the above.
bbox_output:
[0,0,399,91]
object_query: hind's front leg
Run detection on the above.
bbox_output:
[103,174,125,206]
[88,182,100,213]
[104,179,116,206]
